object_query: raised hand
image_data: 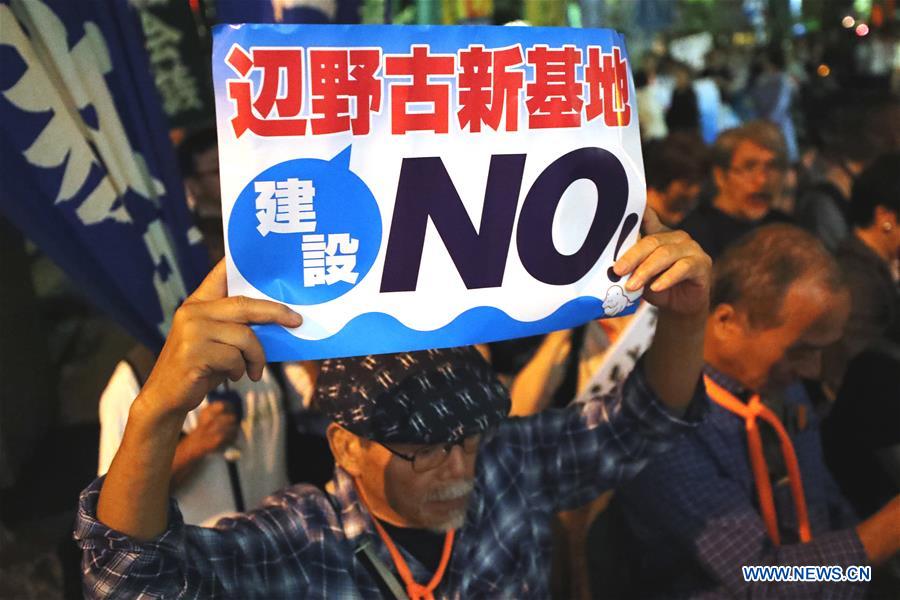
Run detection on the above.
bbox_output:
[611,208,712,317]
[98,260,301,539]
[142,260,302,419]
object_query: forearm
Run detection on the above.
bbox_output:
[97,393,186,540]
[171,434,208,488]
[643,307,707,416]
[856,495,900,565]
[701,527,869,598]
[509,330,568,416]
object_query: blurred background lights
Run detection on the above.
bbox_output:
[816,64,831,77]
[855,23,869,36]
[841,16,855,28]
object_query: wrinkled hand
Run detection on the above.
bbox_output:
[142,260,302,418]
[184,402,240,456]
[612,208,712,317]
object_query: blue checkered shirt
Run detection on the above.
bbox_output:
[75,363,705,599]
[616,367,868,599]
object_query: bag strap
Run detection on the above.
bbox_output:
[355,539,409,600]
[323,492,408,600]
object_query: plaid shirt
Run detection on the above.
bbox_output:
[616,367,868,599]
[75,363,704,599]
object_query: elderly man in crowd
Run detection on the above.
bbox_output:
[680,120,792,259]
[612,224,900,598]
[74,211,710,598]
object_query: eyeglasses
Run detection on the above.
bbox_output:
[378,428,496,473]
[729,160,785,178]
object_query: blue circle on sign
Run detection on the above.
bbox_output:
[228,147,381,305]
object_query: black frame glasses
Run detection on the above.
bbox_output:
[378,427,497,473]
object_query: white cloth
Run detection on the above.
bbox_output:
[98,362,290,527]
[636,86,668,141]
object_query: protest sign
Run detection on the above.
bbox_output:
[212,24,646,360]
[574,303,658,402]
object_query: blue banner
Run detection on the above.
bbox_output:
[0,0,208,351]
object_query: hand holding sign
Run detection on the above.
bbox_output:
[612,208,712,318]
[98,264,300,541]
[141,260,303,419]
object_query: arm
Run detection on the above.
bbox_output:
[501,209,710,510]
[98,360,238,490]
[508,357,707,513]
[612,209,712,415]
[508,329,570,416]
[170,402,239,488]
[96,260,303,540]
[856,495,900,565]
[76,476,319,599]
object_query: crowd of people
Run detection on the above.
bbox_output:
[72,38,900,599]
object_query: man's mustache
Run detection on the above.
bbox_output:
[426,480,475,502]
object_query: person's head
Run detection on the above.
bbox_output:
[318,347,510,532]
[644,133,710,226]
[847,152,900,262]
[706,225,849,392]
[177,127,222,263]
[178,127,221,215]
[711,121,788,221]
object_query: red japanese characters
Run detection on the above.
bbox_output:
[224,42,632,138]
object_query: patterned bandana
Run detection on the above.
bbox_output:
[315,347,511,444]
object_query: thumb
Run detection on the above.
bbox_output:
[187,259,228,304]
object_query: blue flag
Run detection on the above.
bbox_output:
[0,0,208,351]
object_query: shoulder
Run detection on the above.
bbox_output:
[263,484,332,515]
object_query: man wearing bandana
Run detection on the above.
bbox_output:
[75,211,712,599]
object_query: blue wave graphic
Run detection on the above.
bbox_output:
[253,296,638,361]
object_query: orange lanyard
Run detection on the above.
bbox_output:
[704,376,812,546]
[355,481,455,600]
